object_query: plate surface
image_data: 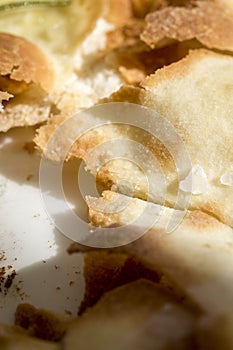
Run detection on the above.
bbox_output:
[0,127,85,325]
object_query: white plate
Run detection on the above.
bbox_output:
[0,127,85,325]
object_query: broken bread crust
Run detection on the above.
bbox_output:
[35,49,233,228]
[0,33,55,132]
[101,49,233,228]
[0,33,54,93]
[86,190,233,318]
[141,1,233,51]
[0,84,52,132]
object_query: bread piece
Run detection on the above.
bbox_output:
[64,279,196,350]
[80,49,233,229]
[79,251,160,314]
[140,49,233,227]
[141,1,233,51]
[0,33,55,132]
[105,0,204,85]
[106,38,202,85]
[86,191,233,320]
[37,49,233,227]
[0,33,54,92]
[104,0,229,86]
[105,0,196,52]
[0,322,61,350]
[0,84,52,132]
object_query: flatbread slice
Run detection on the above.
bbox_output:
[85,190,233,319]
[36,49,233,228]
[64,279,196,350]
[97,49,233,228]
[78,251,160,314]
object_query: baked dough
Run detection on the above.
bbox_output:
[141,1,233,51]
[0,33,54,132]
[64,279,196,350]
[86,190,233,319]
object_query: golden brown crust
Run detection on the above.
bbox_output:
[141,1,233,51]
[0,33,54,92]
[141,48,231,88]
[104,0,206,86]
[185,210,219,230]
[106,39,202,85]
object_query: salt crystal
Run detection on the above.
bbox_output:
[180,165,208,195]
[220,171,233,187]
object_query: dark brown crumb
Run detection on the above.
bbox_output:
[4,270,16,290]
[0,251,5,261]
[26,174,34,181]
[0,266,18,294]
